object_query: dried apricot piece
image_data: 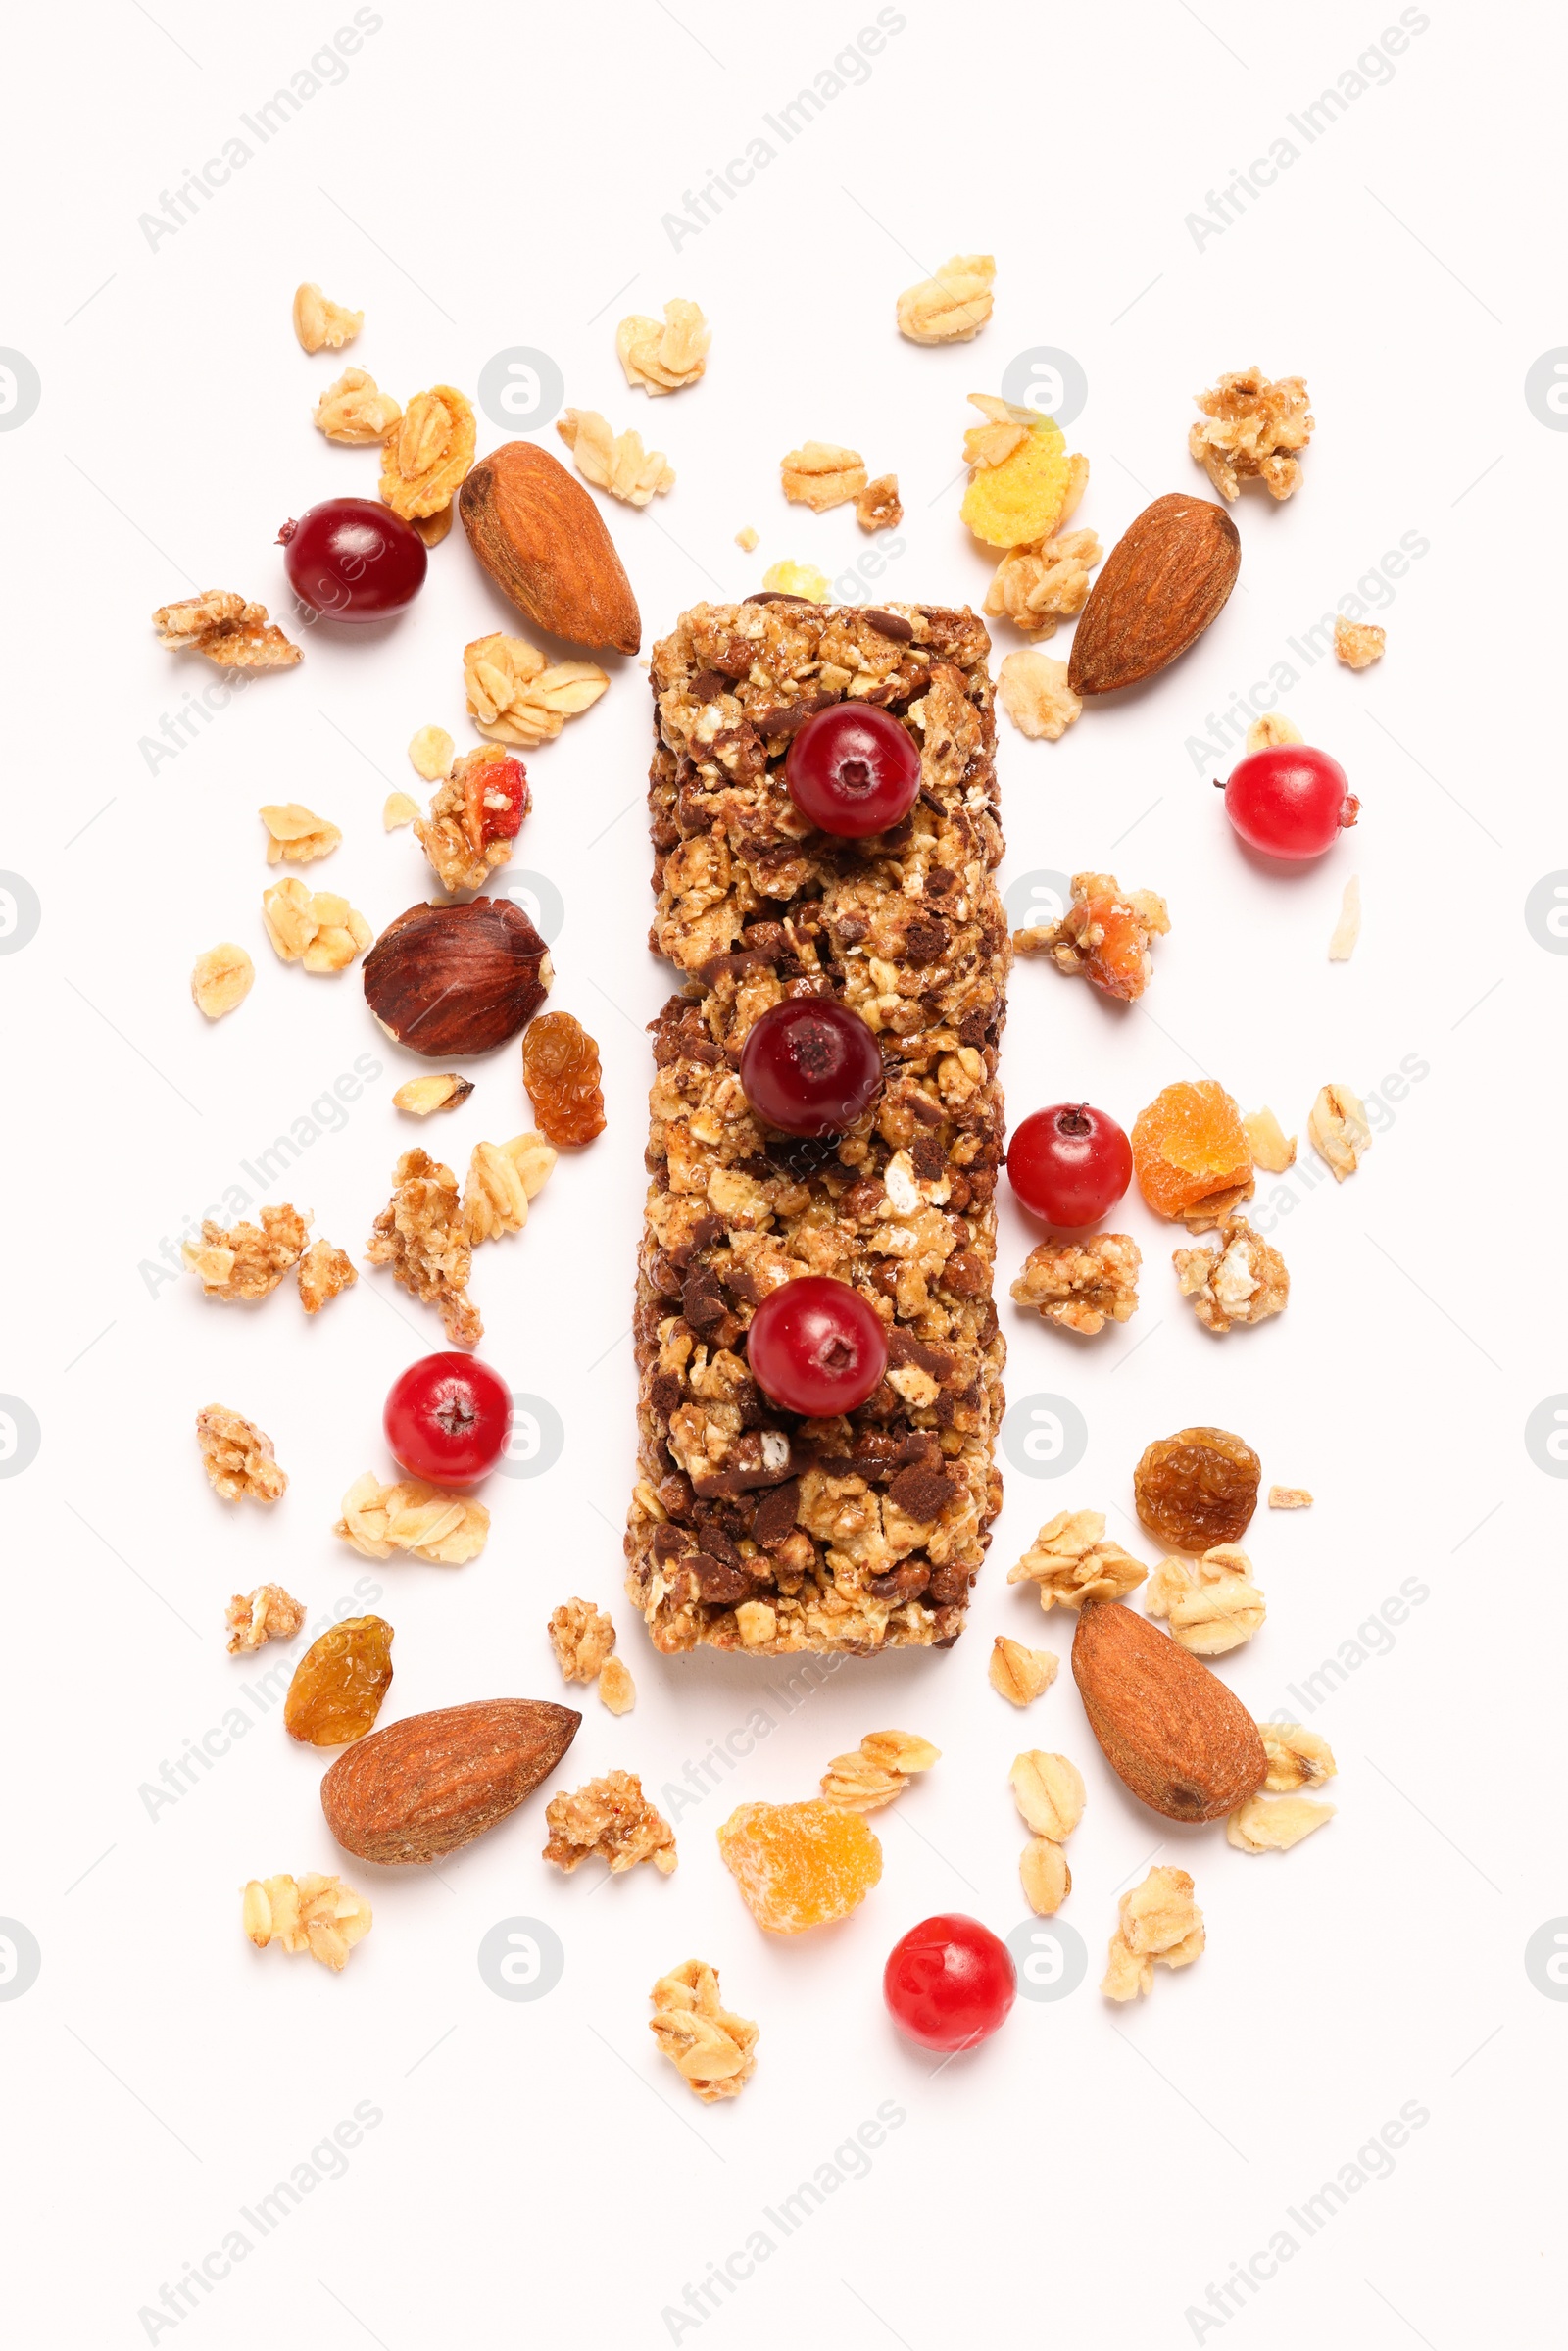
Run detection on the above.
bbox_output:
[283,1616,394,1746]
[1017,870,1169,1002]
[961,405,1071,549]
[523,1011,606,1146]
[716,1798,882,1934]
[1134,1427,1260,1551]
[1132,1080,1252,1223]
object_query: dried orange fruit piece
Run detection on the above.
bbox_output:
[716,1799,882,1934]
[1132,1081,1252,1223]
[961,402,1071,549]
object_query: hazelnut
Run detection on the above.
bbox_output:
[363,897,553,1057]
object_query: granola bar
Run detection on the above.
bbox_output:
[624,598,1009,1657]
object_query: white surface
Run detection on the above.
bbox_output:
[2,2,1554,2343]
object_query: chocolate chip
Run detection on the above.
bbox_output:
[926,1562,972,1607]
[650,1523,690,1563]
[888,1464,956,1523]
[688,1554,754,1603]
[751,1480,801,1547]
[868,1560,931,1600]
[910,1130,947,1183]
[861,608,915,642]
[689,668,729,702]
[745,591,814,607]
[692,1522,743,1569]
[649,1372,682,1418]
[924,865,956,896]
[905,916,949,965]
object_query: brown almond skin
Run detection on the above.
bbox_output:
[1072,1600,1265,1822]
[363,896,551,1058]
[321,1699,581,1865]
[460,441,641,654]
[1067,493,1240,696]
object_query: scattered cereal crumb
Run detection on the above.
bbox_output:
[599,1656,636,1715]
[243,1873,371,1969]
[1190,367,1312,501]
[1243,1106,1296,1172]
[1012,870,1168,1000]
[819,1731,940,1812]
[464,1133,556,1243]
[153,591,300,670]
[761,559,830,602]
[985,529,1101,636]
[1226,1794,1336,1853]
[1334,616,1385,669]
[616,299,710,395]
[1328,874,1361,961]
[988,1637,1059,1706]
[1268,1485,1313,1511]
[649,1959,758,2101]
[856,473,902,532]
[414,505,453,548]
[896,254,995,344]
[298,1238,356,1314]
[780,441,867,512]
[259,802,340,865]
[225,1584,306,1653]
[314,367,399,443]
[735,524,759,552]
[465,632,608,749]
[557,407,675,505]
[544,1771,675,1875]
[1009,1751,1085,1841]
[393,1073,473,1116]
[1020,1837,1071,1916]
[191,943,254,1019]
[416,743,528,893]
[1308,1083,1370,1181]
[1246,710,1303,751]
[408,726,454,781]
[996,648,1082,740]
[197,1404,287,1503]
[334,1472,489,1564]
[291,283,362,353]
[1101,1866,1204,2000]
[183,1206,309,1299]
[1258,1721,1336,1790]
[549,1597,617,1683]
[367,1150,480,1346]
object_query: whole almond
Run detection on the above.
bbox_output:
[321,1698,581,1864]
[1071,1600,1265,1822]
[363,897,552,1058]
[459,441,641,654]
[1067,493,1239,696]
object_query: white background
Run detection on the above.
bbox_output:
[2,1,1559,2342]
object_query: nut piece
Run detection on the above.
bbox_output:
[383,791,421,829]
[464,631,609,750]
[262,879,372,973]
[1068,495,1240,697]
[153,590,300,669]
[1308,1083,1370,1181]
[459,441,641,655]
[363,897,553,1059]
[1172,1216,1289,1334]
[408,725,455,782]
[598,1656,636,1715]
[616,299,710,395]
[314,367,400,444]
[197,1404,287,1503]
[1227,1793,1336,1852]
[856,474,903,532]
[1145,1544,1266,1655]
[182,1204,309,1299]
[1010,1234,1141,1336]
[367,1150,481,1346]
[1190,367,1313,502]
[1009,1750,1085,1841]
[259,802,341,865]
[416,743,530,895]
[320,1698,582,1865]
[557,408,675,506]
[989,1637,1059,1707]
[1013,870,1169,1001]
[896,254,995,344]
[650,1959,759,2103]
[1246,710,1302,752]
[1243,1106,1297,1172]
[379,384,475,520]
[394,1073,474,1117]
[225,1585,306,1653]
[544,1770,676,1875]
[996,649,1082,740]
[464,1132,557,1243]
[1268,1485,1313,1510]
[760,559,830,602]
[780,441,868,512]
[1101,1865,1204,2000]
[292,283,362,353]
[1072,1599,1267,1822]
[1008,1509,1148,1612]
[334,1471,489,1564]
[1258,1721,1337,1791]
[1334,616,1385,669]
[819,1730,940,1813]
[243,1873,371,1970]
[984,530,1102,637]
[191,943,254,1018]
[1328,875,1362,961]
[298,1238,356,1314]
[1020,1837,1072,1917]
[549,1599,617,1684]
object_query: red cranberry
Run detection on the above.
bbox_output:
[383,1353,513,1484]
[466,755,528,847]
[739,1000,883,1136]
[278,497,427,622]
[884,1914,1016,2051]
[746,1277,888,1416]
[1007,1103,1132,1229]
[785,705,921,837]
[1220,743,1359,859]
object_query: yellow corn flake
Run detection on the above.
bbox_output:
[961,401,1072,549]
[761,560,831,603]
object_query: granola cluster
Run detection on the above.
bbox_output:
[1007,1509,1147,1611]
[1102,1865,1204,2000]
[367,1150,480,1346]
[624,601,1009,1657]
[1145,1544,1266,1654]
[617,300,710,395]
[557,408,674,505]
[649,1959,758,2101]
[297,1238,357,1314]
[1172,1215,1288,1333]
[153,591,300,670]
[1190,367,1313,501]
[292,283,361,352]
[995,649,1081,740]
[983,530,1101,637]
[334,1472,489,1564]
[544,1771,677,1875]
[379,384,474,519]
[196,1405,287,1503]
[416,744,531,894]
[1013,870,1169,1000]
[262,880,371,972]
[183,1204,310,1299]
[225,1584,306,1652]
[464,1134,556,1242]
[243,1873,371,1970]
[259,802,340,864]
[464,633,609,751]
[314,367,399,443]
[1010,1234,1140,1336]
[1334,616,1385,669]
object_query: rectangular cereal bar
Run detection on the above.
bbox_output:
[623,598,1008,1655]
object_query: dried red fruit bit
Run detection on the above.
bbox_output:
[523,1010,606,1145]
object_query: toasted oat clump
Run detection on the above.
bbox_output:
[1259,1721,1337,1791]
[649,1960,758,2102]
[416,744,528,894]
[896,253,995,344]
[379,384,475,520]
[153,591,300,670]
[259,802,340,865]
[183,1204,309,1299]
[780,441,868,512]
[243,1873,370,1970]
[314,366,400,443]
[598,1656,636,1715]
[334,1472,489,1564]
[191,943,254,1018]
[1268,1485,1313,1511]
[383,791,420,829]
[298,1238,356,1315]
[760,558,830,601]
[366,1149,481,1347]
[464,631,609,751]
[544,1771,676,1876]
[197,1404,287,1503]
[1146,1544,1266,1655]
[989,1636,1058,1706]
[1335,616,1385,669]
[292,283,362,352]
[1010,1234,1141,1336]
[1308,1084,1370,1181]
[225,1584,306,1652]
[616,299,710,395]
[1190,367,1313,502]
[1328,875,1361,961]
[1227,1793,1336,1853]
[996,648,1082,740]
[820,1730,940,1813]
[464,1133,557,1243]
[1008,1509,1148,1611]
[1243,1106,1296,1172]
[558,408,675,505]
[262,879,371,973]
[1172,1216,1288,1334]
[1246,710,1302,752]
[394,1073,473,1117]
[548,1597,618,1684]
[984,530,1102,637]
[1009,1750,1085,1840]
[1102,1866,1204,2000]
[1013,870,1169,1000]
[856,473,902,532]
[407,726,454,782]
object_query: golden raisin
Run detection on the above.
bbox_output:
[522,1011,606,1147]
[283,1615,394,1746]
[1132,1080,1252,1221]
[716,1799,882,1934]
[1134,1427,1260,1551]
